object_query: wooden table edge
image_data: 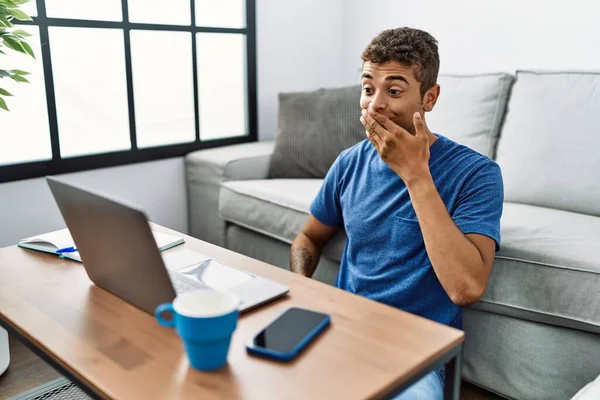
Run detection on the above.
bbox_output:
[0,311,107,400]
[374,335,464,399]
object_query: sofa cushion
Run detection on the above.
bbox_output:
[268,86,364,179]
[475,202,600,334]
[426,73,514,157]
[185,141,275,246]
[495,71,600,216]
[219,179,347,261]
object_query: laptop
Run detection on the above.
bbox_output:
[46,176,289,314]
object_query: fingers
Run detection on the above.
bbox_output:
[367,109,409,137]
[361,110,391,139]
[360,112,385,150]
[360,117,383,151]
[413,112,427,140]
[367,130,382,151]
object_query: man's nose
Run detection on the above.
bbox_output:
[369,92,387,111]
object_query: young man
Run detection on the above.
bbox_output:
[289,27,503,398]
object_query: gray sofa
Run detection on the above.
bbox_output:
[185,71,600,400]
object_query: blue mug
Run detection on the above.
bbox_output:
[155,290,240,371]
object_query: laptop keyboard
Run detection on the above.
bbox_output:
[166,268,246,308]
[167,269,206,294]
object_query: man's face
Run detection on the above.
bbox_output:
[360,60,434,135]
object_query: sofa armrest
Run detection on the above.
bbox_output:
[185,141,275,246]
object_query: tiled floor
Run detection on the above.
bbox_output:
[0,336,505,399]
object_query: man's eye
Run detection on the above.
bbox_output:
[363,87,373,94]
[389,89,402,96]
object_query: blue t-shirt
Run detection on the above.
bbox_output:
[310,135,503,328]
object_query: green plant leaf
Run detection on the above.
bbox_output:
[0,96,8,111]
[2,32,17,39]
[0,0,18,8]
[5,0,30,5]
[0,16,12,28]
[19,40,33,57]
[0,5,13,15]
[10,68,29,75]
[0,88,12,95]
[11,29,30,37]
[0,7,14,19]
[2,33,21,42]
[11,73,28,82]
[5,33,29,44]
[0,70,11,77]
[8,9,31,21]
[2,36,26,53]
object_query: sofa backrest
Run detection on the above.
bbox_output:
[495,71,600,216]
[427,73,514,157]
[268,86,365,179]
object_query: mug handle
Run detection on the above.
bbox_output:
[155,303,176,328]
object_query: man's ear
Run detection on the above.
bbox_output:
[423,84,440,112]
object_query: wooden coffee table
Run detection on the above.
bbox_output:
[0,224,464,399]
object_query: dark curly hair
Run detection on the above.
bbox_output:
[362,27,439,98]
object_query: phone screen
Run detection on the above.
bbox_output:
[252,308,329,354]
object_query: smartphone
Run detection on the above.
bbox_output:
[246,307,331,362]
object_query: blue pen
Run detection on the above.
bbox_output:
[56,246,77,254]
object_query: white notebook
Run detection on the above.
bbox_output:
[18,229,185,262]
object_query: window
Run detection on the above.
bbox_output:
[0,0,257,183]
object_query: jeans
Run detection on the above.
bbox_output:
[393,366,445,400]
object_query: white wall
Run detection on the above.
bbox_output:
[257,0,600,138]
[341,0,600,84]
[0,157,187,248]
[256,0,344,140]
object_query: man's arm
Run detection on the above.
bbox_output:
[290,215,339,277]
[361,109,496,306]
[406,176,496,306]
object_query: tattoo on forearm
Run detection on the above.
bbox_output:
[291,246,313,275]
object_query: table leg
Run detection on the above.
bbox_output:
[444,345,463,400]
